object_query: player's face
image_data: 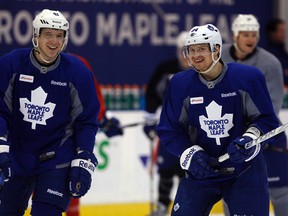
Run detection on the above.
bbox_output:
[37,28,65,62]
[274,23,286,43]
[236,31,258,54]
[186,44,213,71]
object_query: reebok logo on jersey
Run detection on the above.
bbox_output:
[51,80,67,87]
[221,92,237,98]
[47,188,63,197]
[190,97,203,104]
[19,74,34,83]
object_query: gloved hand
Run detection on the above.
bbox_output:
[0,139,12,189]
[180,145,219,180]
[69,150,98,198]
[143,124,157,140]
[227,127,261,163]
[143,112,158,140]
[100,116,123,138]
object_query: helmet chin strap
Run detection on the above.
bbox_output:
[32,37,64,64]
[34,49,59,64]
[188,52,221,74]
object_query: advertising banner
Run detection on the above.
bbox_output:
[1,0,273,85]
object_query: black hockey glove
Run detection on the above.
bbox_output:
[143,112,158,140]
[0,139,12,190]
[180,145,219,180]
[227,127,261,163]
[143,124,157,140]
[69,150,98,198]
[100,116,123,138]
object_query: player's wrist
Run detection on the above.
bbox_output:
[0,137,7,142]
[0,144,9,153]
[243,127,261,139]
[180,145,203,170]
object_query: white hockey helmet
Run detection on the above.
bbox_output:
[232,14,260,37]
[176,31,189,50]
[184,24,222,73]
[32,9,69,49]
[184,24,222,54]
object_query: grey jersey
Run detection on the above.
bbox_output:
[222,44,284,115]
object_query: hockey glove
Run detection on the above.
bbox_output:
[143,112,158,140]
[180,145,219,180]
[143,124,157,140]
[100,116,123,138]
[0,139,12,189]
[227,127,261,163]
[69,150,98,198]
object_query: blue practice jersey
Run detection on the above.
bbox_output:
[0,48,100,176]
[222,44,288,188]
[157,62,279,185]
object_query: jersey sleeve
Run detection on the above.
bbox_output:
[71,63,100,153]
[156,75,192,157]
[0,52,15,139]
[241,67,280,134]
[261,53,284,115]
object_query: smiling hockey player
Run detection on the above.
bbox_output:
[0,9,99,216]
[156,24,279,216]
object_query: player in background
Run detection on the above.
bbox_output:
[143,31,189,216]
[221,14,288,216]
[0,9,99,216]
[69,54,123,138]
[66,54,123,216]
[157,23,279,215]
[264,18,288,88]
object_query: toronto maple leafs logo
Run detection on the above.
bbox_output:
[19,87,56,130]
[199,101,233,145]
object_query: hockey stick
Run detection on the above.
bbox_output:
[99,120,158,134]
[120,120,157,129]
[147,136,159,216]
[218,123,288,162]
[100,120,158,131]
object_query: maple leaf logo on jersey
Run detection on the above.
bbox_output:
[199,101,233,145]
[19,87,56,130]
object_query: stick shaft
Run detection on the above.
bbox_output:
[121,120,158,129]
[219,123,288,162]
[121,122,146,129]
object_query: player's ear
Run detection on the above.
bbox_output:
[213,45,220,53]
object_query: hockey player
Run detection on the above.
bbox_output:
[221,14,288,216]
[143,31,189,216]
[0,9,99,216]
[156,23,279,215]
[70,53,123,139]
[66,54,123,216]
